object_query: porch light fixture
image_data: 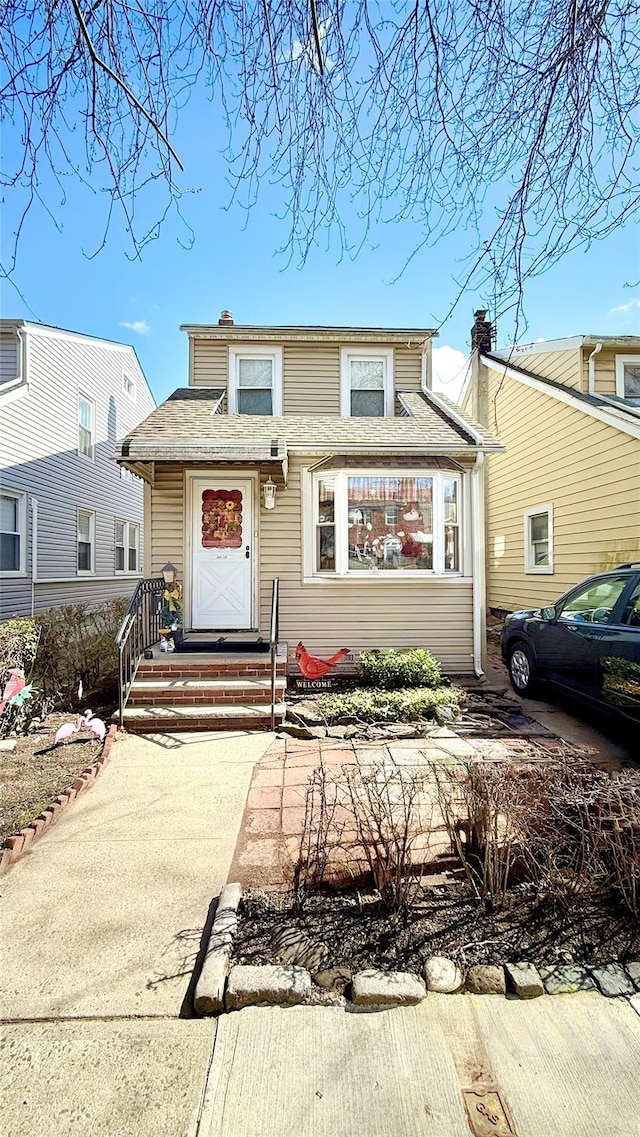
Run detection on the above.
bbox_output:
[263,477,277,510]
[161,561,177,584]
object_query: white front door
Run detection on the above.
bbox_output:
[190,477,254,630]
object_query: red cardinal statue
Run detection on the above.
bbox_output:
[293,642,349,680]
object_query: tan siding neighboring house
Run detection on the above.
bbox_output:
[461,327,640,614]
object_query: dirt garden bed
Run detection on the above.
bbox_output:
[233,884,640,976]
[0,712,107,845]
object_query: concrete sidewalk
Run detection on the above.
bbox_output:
[0,729,272,1136]
[194,994,640,1137]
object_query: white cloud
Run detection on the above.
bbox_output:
[119,320,151,336]
[610,299,640,315]
[291,17,333,71]
[432,345,470,401]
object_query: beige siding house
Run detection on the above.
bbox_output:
[460,320,640,614]
[0,321,156,620]
[115,315,503,678]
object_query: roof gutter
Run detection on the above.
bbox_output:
[418,382,484,446]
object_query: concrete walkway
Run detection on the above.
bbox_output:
[0,729,272,1136]
[194,995,640,1137]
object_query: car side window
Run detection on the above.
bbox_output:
[620,581,640,627]
[558,576,630,624]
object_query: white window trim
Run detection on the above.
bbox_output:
[122,370,136,400]
[114,519,140,574]
[615,354,640,400]
[78,393,95,462]
[524,503,554,574]
[77,508,96,575]
[228,345,283,416]
[340,347,394,417]
[0,488,27,577]
[302,467,466,581]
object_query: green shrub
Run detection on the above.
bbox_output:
[318,685,461,724]
[0,617,40,678]
[356,648,443,690]
[33,597,129,705]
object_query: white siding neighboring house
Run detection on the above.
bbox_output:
[0,321,156,620]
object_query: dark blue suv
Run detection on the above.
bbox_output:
[501,565,640,724]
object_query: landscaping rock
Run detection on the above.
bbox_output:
[193,883,242,1015]
[327,725,349,739]
[343,726,360,739]
[434,705,459,725]
[351,969,426,1007]
[273,926,328,971]
[383,723,418,738]
[314,966,352,992]
[629,994,640,1018]
[505,962,544,999]
[539,965,594,995]
[225,965,311,1010]
[279,724,315,739]
[466,965,506,995]
[591,964,636,998]
[424,955,464,993]
[287,701,324,727]
[0,739,17,752]
[624,962,640,991]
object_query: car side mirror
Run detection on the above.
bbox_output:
[541,606,557,622]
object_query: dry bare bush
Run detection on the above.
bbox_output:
[295,760,438,912]
[432,761,527,909]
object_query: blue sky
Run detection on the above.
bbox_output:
[2,83,638,407]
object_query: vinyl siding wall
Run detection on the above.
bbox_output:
[484,367,640,612]
[504,347,582,390]
[190,338,425,412]
[0,326,155,619]
[148,458,475,674]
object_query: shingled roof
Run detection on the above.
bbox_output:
[114,386,503,463]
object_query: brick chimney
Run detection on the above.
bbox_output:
[218,310,234,326]
[471,309,492,354]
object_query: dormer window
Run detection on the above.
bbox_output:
[615,355,640,405]
[340,348,393,417]
[228,346,283,415]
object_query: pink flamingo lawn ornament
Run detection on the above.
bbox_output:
[0,668,27,714]
[53,709,106,747]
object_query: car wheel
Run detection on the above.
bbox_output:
[508,643,537,696]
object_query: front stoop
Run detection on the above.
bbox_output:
[120,650,287,733]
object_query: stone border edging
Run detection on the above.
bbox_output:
[0,724,118,877]
[194,885,640,1015]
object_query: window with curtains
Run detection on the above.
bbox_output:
[311,471,462,575]
[228,346,283,415]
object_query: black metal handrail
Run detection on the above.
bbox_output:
[269,578,280,731]
[116,577,165,727]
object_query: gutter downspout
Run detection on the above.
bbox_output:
[30,497,38,617]
[471,453,486,678]
[588,342,602,395]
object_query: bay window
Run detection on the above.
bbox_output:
[311,470,462,576]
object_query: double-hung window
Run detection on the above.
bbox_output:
[615,355,640,405]
[77,509,95,573]
[228,346,283,415]
[78,395,95,460]
[122,371,136,399]
[0,490,26,575]
[340,348,393,417]
[115,520,140,573]
[524,504,553,573]
[309,470,462,576]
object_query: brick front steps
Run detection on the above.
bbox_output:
[120,649,287,733]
